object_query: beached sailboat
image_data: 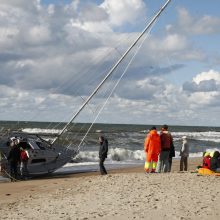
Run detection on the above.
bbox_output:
[0,0,172,178]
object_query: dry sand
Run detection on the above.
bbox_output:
[0,158,220,220]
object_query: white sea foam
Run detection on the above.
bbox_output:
[22,128,61,134]
[71,147,219,164]
[73,151,99,162]
[173,131,220,142]
[74,148,145,163]
[19,127,220,165]
[109,148,145,161]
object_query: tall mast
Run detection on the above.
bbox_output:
[51,0,172,145]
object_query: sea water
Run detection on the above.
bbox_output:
[1,121,220,175]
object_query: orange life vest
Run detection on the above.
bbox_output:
[144,130,161,155]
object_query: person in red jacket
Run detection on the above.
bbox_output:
[156,124,173,173]
[144,126,161,173]
[20,147,29,179]
[202,152,211,169]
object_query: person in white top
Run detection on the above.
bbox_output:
[180,136,189,171]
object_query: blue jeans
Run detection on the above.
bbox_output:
[156,151,170,173]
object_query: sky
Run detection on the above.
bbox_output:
[0,0,220,126]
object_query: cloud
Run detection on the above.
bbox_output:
[100,0,147,27]
[181,69,220,117]
[167,7,220,35]
[183,69,220,92]
[0,0,40,10]
[183,80,217,92]
[0,0,220,126]
[193,69,220,84]
[26,25,51,45]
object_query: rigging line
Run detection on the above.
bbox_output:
[51,0,172,146]
[91,70,118,115]
[50,33,129,97]
[75,22,156,153]
[64,74,117,151]
[26,30,135,127]
[24,49,116,127]
[63,122,88,147]
[8,32,128,133]
[37,52,119,130]
[57,62,116,140]
[65,67,119,150]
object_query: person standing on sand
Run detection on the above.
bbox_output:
[180,136,189,171]
[156,124,173,173]
[98,136,108,175]
[20,147,29,179]
[7,140,21,180]
[144,126,161,173]
[168,141,175,172]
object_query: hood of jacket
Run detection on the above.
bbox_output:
[149,130,158,136]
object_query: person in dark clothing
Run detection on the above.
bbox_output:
[7,141,21,180]
[156,124,173,173]
[99,136,108,175]
[168,142,175,172]
[210,151,220,172]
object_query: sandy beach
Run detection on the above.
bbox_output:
[1,158,220,220]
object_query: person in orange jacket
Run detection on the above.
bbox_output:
[144,126,161,173]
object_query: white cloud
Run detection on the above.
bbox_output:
[183,69,220,93]
[0,27,20,50]
[100,0,146,27]
[171,7,220,35]
[70,19,112,33]
[188,91,219,106]
[0,0,39,9]
[47,4,55,15]
[193,69,220,84]
[0,0,220,126]
[159,34,188,52]
[27,25,51,44]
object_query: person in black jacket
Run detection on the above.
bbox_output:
[168,142,175,172]
[210,151,220,172]
[98,136,108,175]
[7,140,21,180]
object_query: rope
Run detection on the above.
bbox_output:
[1,154,20,182]
[65,68,118,151]
[20,33,134,127]
[1,168,20,182]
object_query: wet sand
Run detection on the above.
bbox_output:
[1,158,220,220]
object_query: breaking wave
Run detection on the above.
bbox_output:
[71,147,220,163]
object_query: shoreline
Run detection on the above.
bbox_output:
[1,157,220,220]
[0,158,201,200]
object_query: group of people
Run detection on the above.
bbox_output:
[98,125,190,176]
[198,151,220,173]
[7,138,29,180]
[144,124,189,173]
[5,129,220,178]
